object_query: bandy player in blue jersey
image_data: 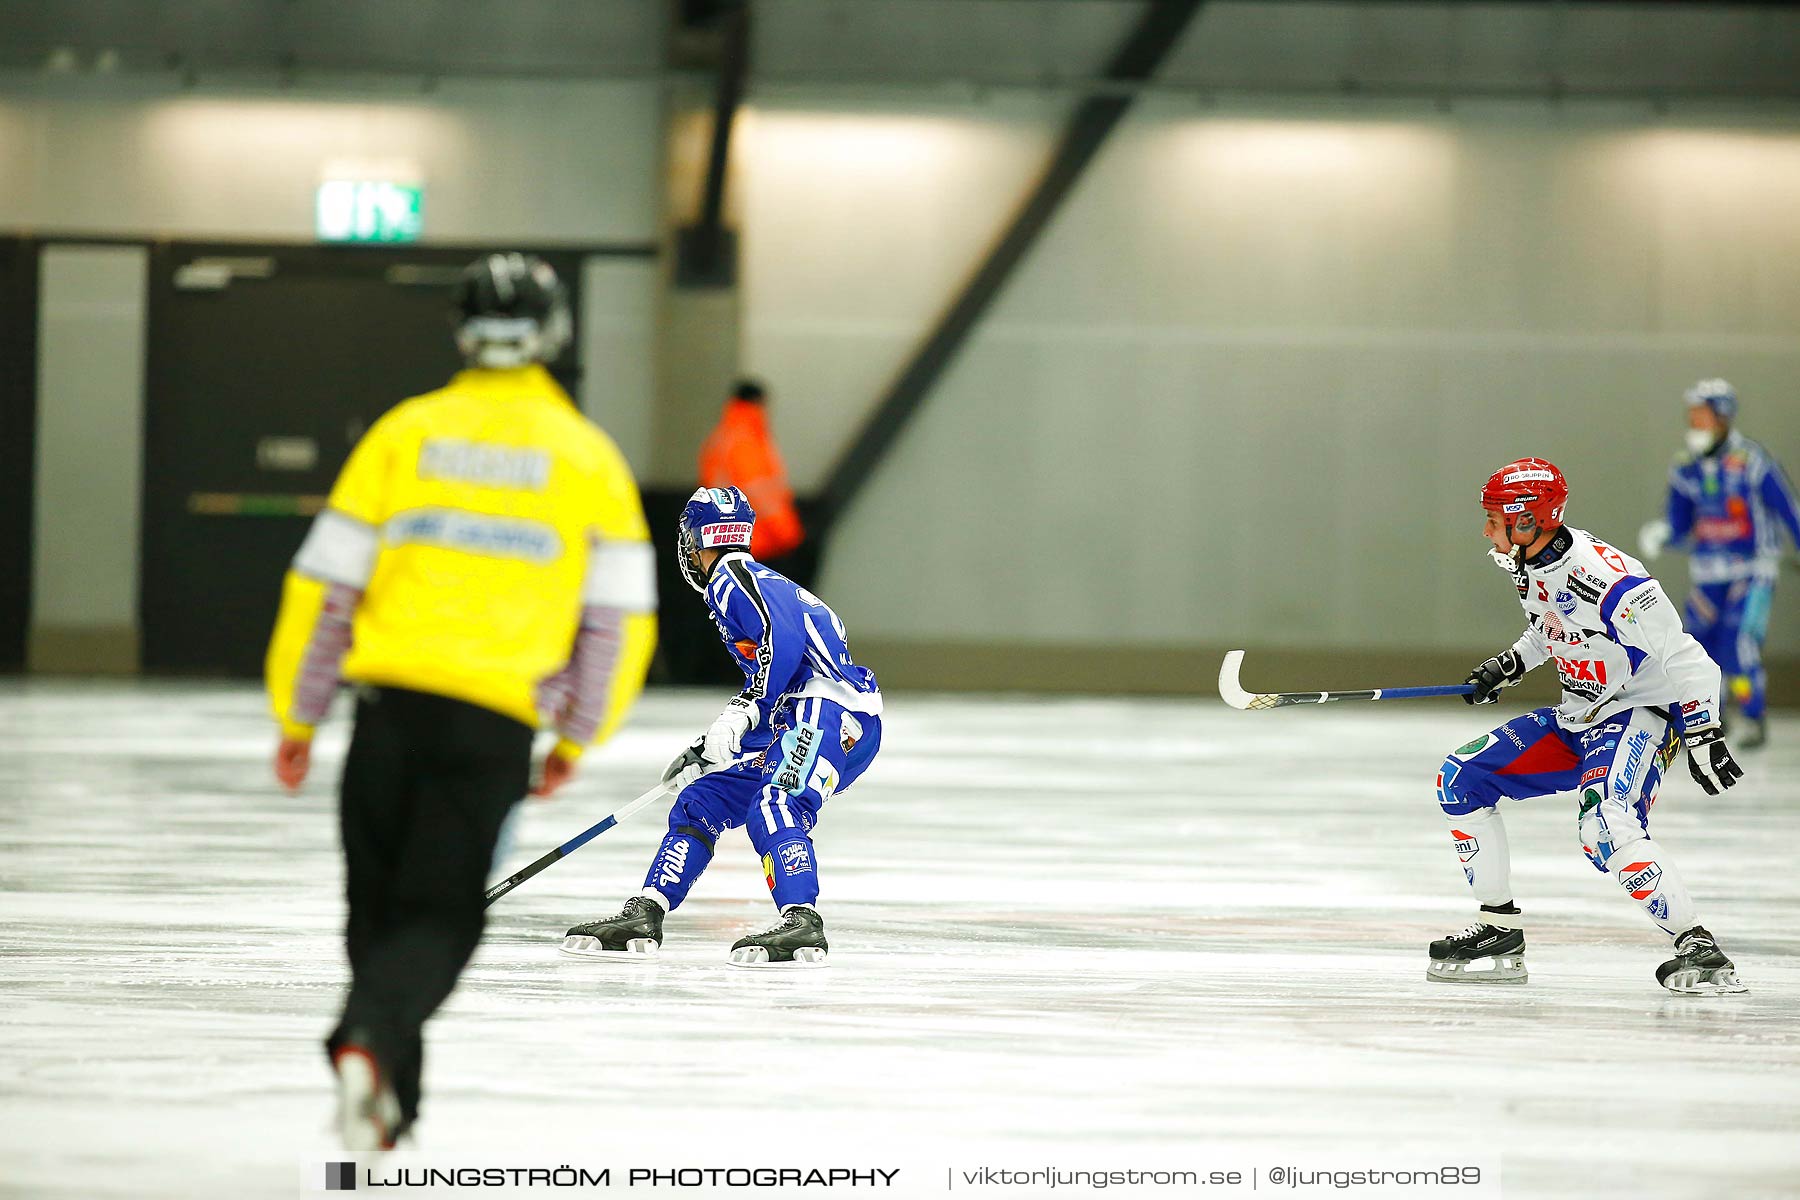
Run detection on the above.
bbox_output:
[1640,379,1800,748]
[1429,459,1748,995]
[562,487,882,967]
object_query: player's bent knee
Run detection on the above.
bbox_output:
[1578,812,1640,872]
[1436,754,1494,817]
[666,793,729,845]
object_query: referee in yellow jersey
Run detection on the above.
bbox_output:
[264,254,657,1150]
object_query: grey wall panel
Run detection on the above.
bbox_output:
[0,75,661,243]
[31,244,147,671]
[579,255,659,480]
[786,98,1800,660]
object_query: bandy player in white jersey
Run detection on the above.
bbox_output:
[1430,458,1748,994]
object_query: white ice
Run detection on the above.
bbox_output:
[2,681,1797,1199]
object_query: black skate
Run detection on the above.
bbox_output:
[332,1042,402,1152]
[560,896,664,960]
[1427,904,1527,985]
[728,904,828,969]
[1656,926,1747,995]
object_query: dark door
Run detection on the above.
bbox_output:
[0,238,38,671]
[141,243,583,675]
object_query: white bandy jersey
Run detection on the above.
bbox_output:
[1497,526,1721,731]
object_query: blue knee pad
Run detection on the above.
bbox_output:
[1437,753,1501,818]
[640,788,732,911]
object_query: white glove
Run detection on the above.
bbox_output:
[662,736,709,792]
[702,698,756,765]
[1638,519,1672,561]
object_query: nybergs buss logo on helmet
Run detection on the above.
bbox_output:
[700,522,753,548]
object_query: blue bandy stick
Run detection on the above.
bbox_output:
[1218,649,1475,712]
[484,782,670,908]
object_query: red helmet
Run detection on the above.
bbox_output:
[1480,458,1568,536]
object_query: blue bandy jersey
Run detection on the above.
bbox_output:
[1666,430,1800,583]
[704,551,881,741]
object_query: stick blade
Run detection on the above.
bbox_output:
[1218,649,1257,710]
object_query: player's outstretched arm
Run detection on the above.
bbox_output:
[1757,454,1800,554]
[1605,578,1741,794]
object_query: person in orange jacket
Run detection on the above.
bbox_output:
[698,379,804,560]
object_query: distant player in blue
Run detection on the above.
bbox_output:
[562,487,882,968]
[1640,379,1800,748]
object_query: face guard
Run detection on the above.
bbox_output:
[677,522,709,593]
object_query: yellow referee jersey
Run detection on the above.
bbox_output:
[265,364,657,754]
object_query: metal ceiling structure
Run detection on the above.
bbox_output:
[1,2,1796,100]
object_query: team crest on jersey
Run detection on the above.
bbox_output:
[1556,589,1577,616]
[1619,860,1663,900]
[1455,733,1495,757]
[1649,895,1669,921]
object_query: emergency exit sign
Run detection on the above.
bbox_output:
[315,180,424,243]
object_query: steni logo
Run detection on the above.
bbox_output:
[1452,830,1479,862]
[1619,860,1664,900]
[1580,765,1608,787]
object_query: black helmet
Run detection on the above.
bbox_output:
[453,253,571,368]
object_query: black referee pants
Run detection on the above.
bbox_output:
[326,686,532,1125]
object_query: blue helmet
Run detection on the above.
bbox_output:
[1684,378,1737,421]
[677,486,756,591]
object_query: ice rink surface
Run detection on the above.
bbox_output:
[3,681,1797,1200]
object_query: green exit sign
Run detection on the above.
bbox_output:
[316,180,424,243]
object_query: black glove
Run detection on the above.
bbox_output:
[1682,724,1744,795]
[662,735,710,790]
[1463,649,1527,705]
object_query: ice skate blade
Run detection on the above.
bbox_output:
[1427,956,1528,985]
[727,945,828,969]
[333,1047,398,1152]
[558,935,660,961]
[1659,967,1748,996]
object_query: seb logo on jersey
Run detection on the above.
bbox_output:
[1555,655,1609,700]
